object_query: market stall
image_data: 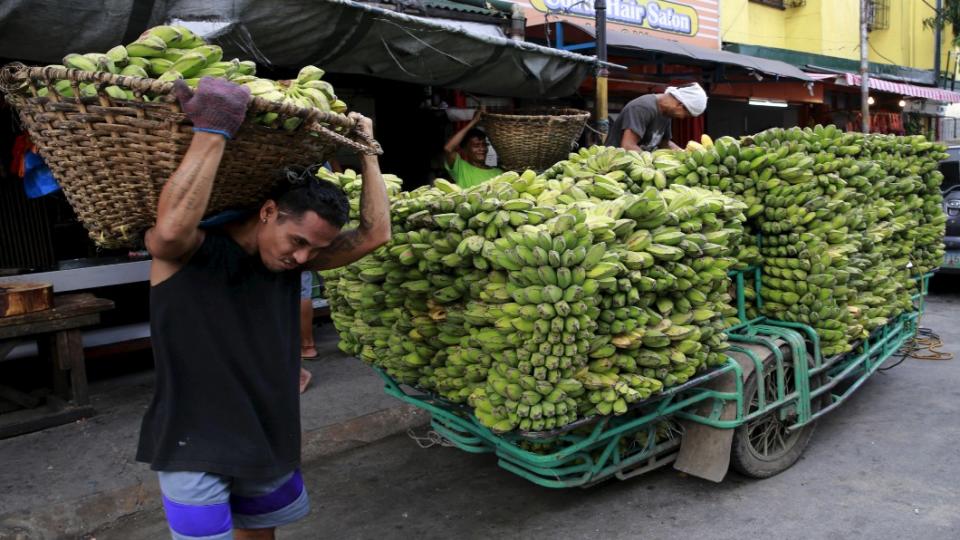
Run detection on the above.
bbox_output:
[0,7,948,490]
[806,71,960,139]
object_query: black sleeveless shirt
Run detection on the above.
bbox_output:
[137,231,301,479]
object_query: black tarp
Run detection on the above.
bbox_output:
[1,0,600,98]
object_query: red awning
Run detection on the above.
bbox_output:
[836,73,960,103]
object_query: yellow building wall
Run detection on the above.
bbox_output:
[811,0,859,59]
[867,0,957,71]
[720,0,860,59]
[720,0,956,73]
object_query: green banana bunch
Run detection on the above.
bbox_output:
[743,126,945,354]
[43,25,350,129]
[320,153,748,434]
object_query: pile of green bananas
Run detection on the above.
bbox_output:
[743,126,863,356]
[857,133,947,278]
[319,125,944,434]
[320,153,745,433]
[40,24,347,130]
[738,126,945,351]
[316,168,404,219]
[847,133,946,329]
[540,142,763,271]
[242,66,347,129]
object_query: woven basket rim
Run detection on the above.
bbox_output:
[482,108,591,123]
[1,62,386,248]
[481,107,590,171]
[0,62,381,155]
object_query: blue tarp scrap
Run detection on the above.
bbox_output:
[22,150,60,199]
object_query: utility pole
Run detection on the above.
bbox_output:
[934,0,943,87]
[860,0,870,133]
[595,0,609,143]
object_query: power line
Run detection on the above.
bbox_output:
[868,39,899,66]
[720,0,748,41]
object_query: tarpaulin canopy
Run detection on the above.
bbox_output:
[528,21,812,82]
[832,72,960,103]
[0,0,603,98]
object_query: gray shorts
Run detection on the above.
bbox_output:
[300,271,313,300]
[158,469,309,539]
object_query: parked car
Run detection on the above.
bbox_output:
[938,145,960,273]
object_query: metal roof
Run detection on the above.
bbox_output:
[416,0,511,18]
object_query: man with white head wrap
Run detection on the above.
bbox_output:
[606,82,708,151]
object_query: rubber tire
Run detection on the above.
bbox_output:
[731,354,819,479]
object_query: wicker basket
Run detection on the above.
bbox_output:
[0,63,381,248]
[482,108,590,172]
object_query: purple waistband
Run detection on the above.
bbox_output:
[230,469,304,516]
[162,496,232,537]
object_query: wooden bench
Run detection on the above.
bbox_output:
[0,293,114,438]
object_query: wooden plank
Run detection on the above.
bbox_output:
[0,282,53,318]
[38,334,68,398]
[0,404,95,440]
[0,313,101,340]
[0,384,41,408]
[0,293,113,330]
[51,331,71,370]
[65,330,88,405]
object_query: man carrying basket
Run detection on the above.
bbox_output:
[136,78,391,540]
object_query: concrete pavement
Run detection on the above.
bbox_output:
[0,324,428,540]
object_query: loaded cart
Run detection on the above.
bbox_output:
[319,121,946,489]
[373,269,933,488]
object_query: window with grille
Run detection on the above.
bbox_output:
[748,0,806,9]
[749,0,785,8]
[867,0,890,31]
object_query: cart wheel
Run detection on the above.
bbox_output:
[731,355,821,479]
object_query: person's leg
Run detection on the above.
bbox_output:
[299,366,312,394]
[232,469,310,536]
[158,471,233,540]
[299,271,316,394]
[300,272,318,359]
[300,298,317,357]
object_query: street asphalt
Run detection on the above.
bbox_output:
[92,277,960,540]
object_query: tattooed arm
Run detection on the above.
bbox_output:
[145,133,225,273]
[308,151,392,271]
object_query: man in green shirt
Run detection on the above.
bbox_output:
[444,109,503,188]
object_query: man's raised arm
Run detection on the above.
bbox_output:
[444,108,483,166]
[145,78,250,261]
[309,114,391,271]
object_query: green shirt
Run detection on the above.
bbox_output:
[445,155,503,188]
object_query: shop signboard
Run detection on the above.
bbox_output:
[523,0,720,50]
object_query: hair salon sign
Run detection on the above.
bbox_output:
[529,0,700,37]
